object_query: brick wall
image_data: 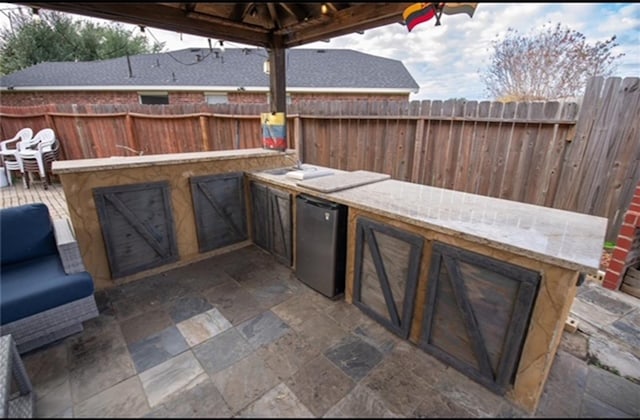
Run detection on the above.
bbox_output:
[604,182,640,290]
[0,90,409,106]
[291,93,408,102]
[0,91,139,106]
[228,92,267,103]
[169,92,205,104]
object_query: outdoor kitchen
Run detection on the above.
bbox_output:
[1,2,638,418]
[49,147,608,413]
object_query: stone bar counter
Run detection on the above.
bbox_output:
[51,151,607,414]
[247,169,605,272]
[52,148,297,290]
[247,167,608,414]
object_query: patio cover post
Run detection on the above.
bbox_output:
[268,36,287,114]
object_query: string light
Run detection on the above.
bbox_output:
[31,7,41,22]
[218,40,225,53]
[321,3,329,14]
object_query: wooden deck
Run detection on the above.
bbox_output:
[0,179,69,219]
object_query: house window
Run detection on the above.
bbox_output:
[139,92,169,105]
[205,93,229,104]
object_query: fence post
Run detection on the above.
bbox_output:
[411,118,425,183]
[125,113,139,154]
[44,108,54,129]
[294,115,302,162]
[45,104,65,159]
[199,115,210,151]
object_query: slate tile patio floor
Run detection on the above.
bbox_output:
[17,244,638,418]
[5,182,640,418]
[17,245,499,417]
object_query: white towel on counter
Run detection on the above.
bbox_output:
[285,168,334,180]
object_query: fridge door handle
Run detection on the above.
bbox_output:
[298,195,338,210]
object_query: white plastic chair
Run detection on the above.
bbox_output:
[18,128,57,179]
[0,128,33,186]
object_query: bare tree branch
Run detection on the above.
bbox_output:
[481,23,624,101]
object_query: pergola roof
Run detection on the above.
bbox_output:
[18,2,414,48]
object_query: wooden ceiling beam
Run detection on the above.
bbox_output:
[19,2,272,47]
[183,3,197,14]
[280,2,413,48]
[266,3,282,30]
[18,2,413,49]
[229,3,248,22]
[279,2,308,21]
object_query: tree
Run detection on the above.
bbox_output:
[481,22,624,101]
[0,8,164,75]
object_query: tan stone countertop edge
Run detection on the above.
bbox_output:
[246,170,604,275]
[334,198,599,275]
[52,148,296,174]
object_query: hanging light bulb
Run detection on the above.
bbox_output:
[321,3,329,14]
[218,40,225,53]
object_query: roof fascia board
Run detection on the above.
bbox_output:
[0,86,417,94]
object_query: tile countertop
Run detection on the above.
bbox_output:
[52,148,297,174]
[249,169,608,274]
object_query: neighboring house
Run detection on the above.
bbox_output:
[0,48,419,106]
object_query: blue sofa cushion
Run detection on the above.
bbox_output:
[1,203,57,266]
[0,254,95,325]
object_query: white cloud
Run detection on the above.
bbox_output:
[1,2,637,101]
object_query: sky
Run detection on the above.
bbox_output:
[0,2,638,101]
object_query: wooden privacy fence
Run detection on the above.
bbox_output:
[0,103,276,159]
[1,76,638,241]
[296,98,579,206]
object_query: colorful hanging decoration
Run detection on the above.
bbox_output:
[403,3,478,31]
[403,3,436,31]
[261,112,287,151]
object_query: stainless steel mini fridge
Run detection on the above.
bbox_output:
[295,194,348,298]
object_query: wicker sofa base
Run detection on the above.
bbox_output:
[0,295,99,354]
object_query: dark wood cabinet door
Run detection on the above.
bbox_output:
[93,181,178,278]
[353,217,423,339]
[190,172,248,253]
[250,181,269,252]
[268,187,292,266]
[419,242,540,395]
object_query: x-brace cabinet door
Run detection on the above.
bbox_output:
[190,172,248,253]
[268,186,292,267]
[419,242,540,395]
[250,181,270,252]
[353,217,424,339]
[93,181,178,278]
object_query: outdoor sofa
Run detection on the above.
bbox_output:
[0,203,98,353]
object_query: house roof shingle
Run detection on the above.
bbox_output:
[0,48,419,92]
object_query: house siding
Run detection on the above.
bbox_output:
[0,90,409,106]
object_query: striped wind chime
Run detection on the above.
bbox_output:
[403,2,478,31]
